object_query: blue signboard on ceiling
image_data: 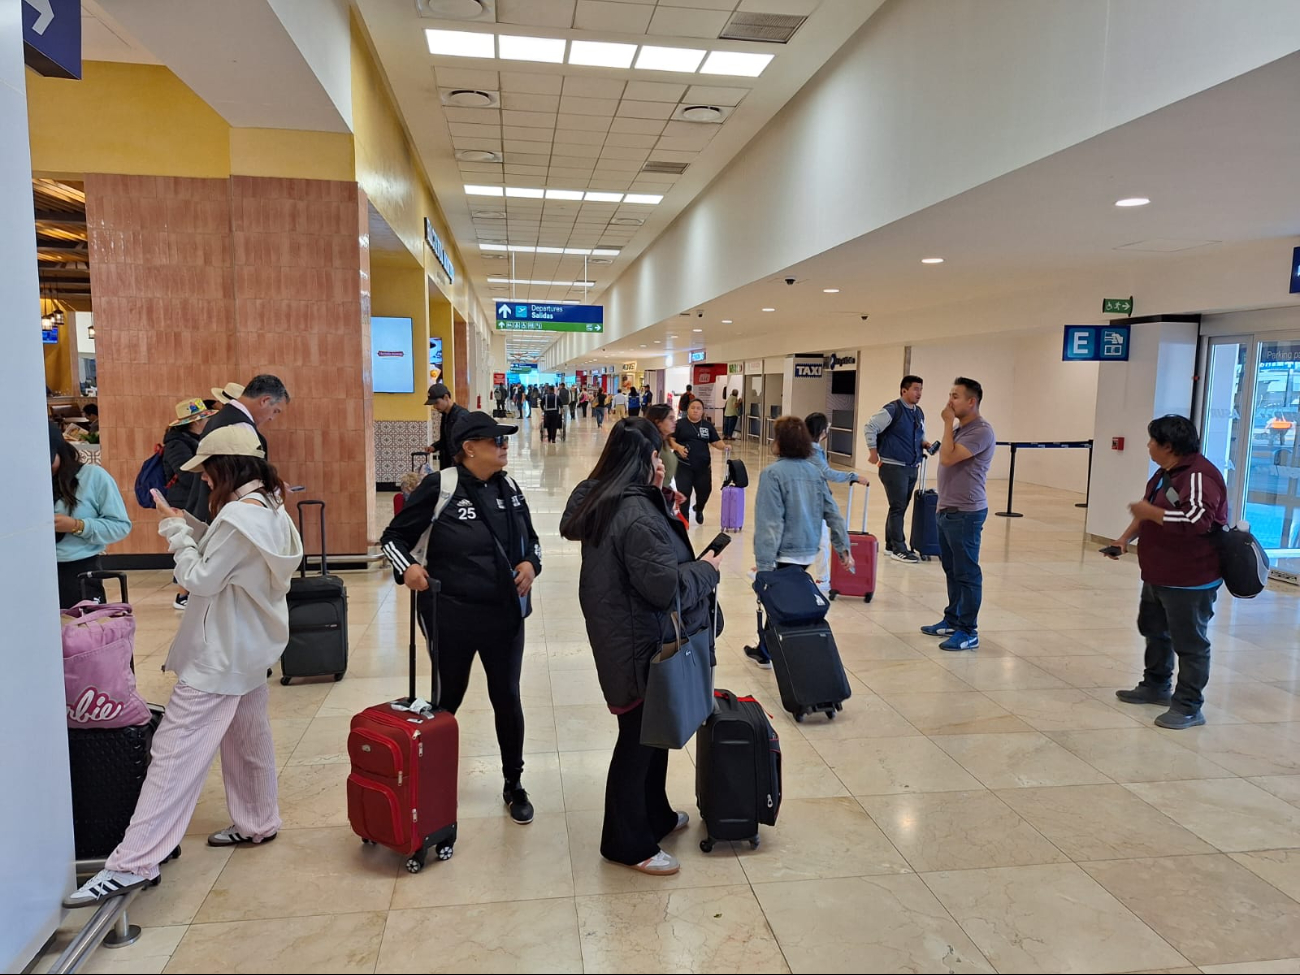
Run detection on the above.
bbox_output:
[23,0,81,79]
[1063,325,1130,362]
[1290,246,1300,294]
[495,302,604,332]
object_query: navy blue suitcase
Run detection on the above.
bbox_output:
[910,456,941,561]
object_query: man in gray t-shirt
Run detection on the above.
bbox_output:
[922,378,996,651]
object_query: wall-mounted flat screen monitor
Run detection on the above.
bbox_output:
[830,370,856,394]
[371,317,414,393]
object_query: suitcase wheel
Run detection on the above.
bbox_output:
[828,590,838,600]
[280,676,292,686]
[436,840,455,861]
[334,673,344,682]
[794,712,805,723]
[360,838,374,845]
[700,837,715,854]
[749,835,760,850]
[405,849,426,873]
[863,593,873,603]
[825,709,836,720]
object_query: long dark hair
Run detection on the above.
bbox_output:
[562,418,662,543]
[52,438,83,509]
[202,454,288,519]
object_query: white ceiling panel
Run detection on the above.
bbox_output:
[604,131,659,148]
[559,95,621,116]
[502,92,562,113]
[501,110,558,128]
[555,128,609,145]
[609,116,667,135]
[499,71,564,94]
[656,133,716,152]
[553,142,603,158]
[660,0,738,9]
[596,157,645,171]
[501,125,550,142]
[647,149,698,163]
[434,67,501,89]
[622,80,688,103]
[683,84,749,107]
[506,152,554,167]
[549,166,598,178]
[600,144,652,161]
[551,154,601,168]
[561,75,627,99]
[617,100,676,120]
[449,122,503,138]
[557,113,614,132]
[460,162,506,173]
[496,0,577,29]
[502,164,550,175]
[738,0,820,13]
[647,6,731,39]
[445,106,501,124]
[574,1,654,33]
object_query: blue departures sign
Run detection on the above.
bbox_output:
[495,302,604,333]
[23,0,81,79]
[1063,325,1130,362]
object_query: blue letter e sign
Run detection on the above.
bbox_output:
[1063,326,1096,361]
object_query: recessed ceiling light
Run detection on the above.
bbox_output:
[699,51,774,77]
[505,187,544,198]
[693,328,703,332]
[611,217,644,226]
[426,29,494,58]
[1115,197,1150,207]
[654,340,661,343]
[568,39,637,69]
[623,193,664,205]
[456,148,502,163]
[761,307,775,312]
[584,191,624,203]
[823,288,840,293]
[498,34,566,64]
[640,344,647,348]
[920,257,944,264]
[545,188,585,201]
[472,209,506,218]
[635,45,706,73]
[445,89,496,108]
[679,105,724,123]
[721,319,732,324]
[464,184,504,196]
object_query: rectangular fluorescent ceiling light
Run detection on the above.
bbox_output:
[507,245,534,252]
[465,184,504,196]
[480,243,508,251]
[584,191,624,203]
[635,46,706,73]
[699,51,774,77]
[426,29,494,59]
[569,40,637,69]
[505,187,545,198]
[623,193,663,205]
[535,246,565,254]
[488,278,595,287]
[545,189,584,201]
[563,248,591,255]
[498,35,566,64]
[590,248,620,256]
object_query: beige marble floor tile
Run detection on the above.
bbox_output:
[983,688,1143,731]
[389,814,574,909]
[457,704,558,758]
[285,714,353,765]
[731,796,910,883]
[974,629,1095,656]
[1084,854,1300,967]
[315,675,414,718]
[852,658,976,694]
[1232,848,1300,902]
[575,885,788,974]
[783,688,919,740]
[553,704,621,751]
[934,732,1113,789]
[836,632,928,663]
[929,656,1070,691]
[1126,779,1300,852]
[194,827,397,922]
[753,874,993,973]
[459,751,563,819]
[1033,653,1153,688]
[35,922,186,975]
[1250,774,1300,807]
[557,747,697,813]
[882,690,1036,735]
[996,784,1214,860]
[1154,722,1300,776]
[1200,961,1300,974]
[811,735,983,795]
[1204,680,1300,723]
[127,842,234,927]
[861,790,1067,871]
[275,762,350,829]
[163,912,386,973]
[1217,649,1300,682]
[377,899,583,974]
[924,862,1190,974]
[1046,727,1235,782]
[777,735,852,799]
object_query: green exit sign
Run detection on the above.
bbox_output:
[1102,296,1134,315]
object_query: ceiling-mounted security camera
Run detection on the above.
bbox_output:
[860,314,870,320]
[784,277,796,286]
[696,309,704,318]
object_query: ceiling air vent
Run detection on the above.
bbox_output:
[718,11,807,44]
[642,161,689,175]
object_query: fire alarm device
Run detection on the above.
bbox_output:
[1112,437,1124,451]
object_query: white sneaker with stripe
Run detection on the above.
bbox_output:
[63,868,149,908]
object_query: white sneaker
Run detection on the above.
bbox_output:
[172,593,188,610]
[630,851,680,875]
[672,811,690,834]
[63,868,149,908]
[207,826,277,847]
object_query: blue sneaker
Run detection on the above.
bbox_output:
[939,631,979,651]
[920,621,956,637]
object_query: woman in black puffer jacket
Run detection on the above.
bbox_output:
[161,398,217,609]
[561,417,721,877]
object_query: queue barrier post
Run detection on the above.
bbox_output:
[994,440,1094,519]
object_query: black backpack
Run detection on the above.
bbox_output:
[724,457,749,489]
[1215,524,1270,598]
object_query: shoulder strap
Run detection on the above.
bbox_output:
[433,467,459,521]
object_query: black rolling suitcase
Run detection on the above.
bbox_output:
[696,690,781,853]
[281,500,348,684]
[909,454,941,561]
[765,617,851,722]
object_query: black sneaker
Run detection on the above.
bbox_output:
[1115,685,1173,706]
[504,782,534,825]
[695,509,705,525]
[744,645,773,671]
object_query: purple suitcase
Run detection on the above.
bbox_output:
[722,485,745,533]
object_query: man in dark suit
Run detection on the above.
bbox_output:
[185,375,290,519]
[427,382,470,470]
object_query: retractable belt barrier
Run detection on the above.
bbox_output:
[993,440,1094,518]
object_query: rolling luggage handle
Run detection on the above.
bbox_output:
[408,582,442,711]
[845,481,869,534]
[295,499,329,577]
[79,569,128,604]
[412,451,431,473]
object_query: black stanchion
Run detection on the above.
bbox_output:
[994,440,1094,519]
[997,444,1023,518]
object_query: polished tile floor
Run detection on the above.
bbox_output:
[38,413,1300,974]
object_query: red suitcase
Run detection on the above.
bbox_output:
[347,584,458,873]
[829,482,878,603]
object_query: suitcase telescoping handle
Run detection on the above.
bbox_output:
[295,499,328,578]
[412,451,430,472]
[409,583,441,707]
[845,481,869,534]
[79,570,128,604]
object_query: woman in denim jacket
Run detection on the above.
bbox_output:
[744,417,853,669]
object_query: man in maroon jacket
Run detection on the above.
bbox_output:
[1109,415,1228,729]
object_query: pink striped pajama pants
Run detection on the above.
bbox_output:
[107,680,280,879]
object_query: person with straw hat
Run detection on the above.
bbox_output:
[163,398,218,609]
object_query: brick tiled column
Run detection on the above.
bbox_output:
[86,174,375,558]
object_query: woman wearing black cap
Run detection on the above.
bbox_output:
[380,412,543,824]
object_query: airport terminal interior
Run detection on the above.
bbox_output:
[10,1,1300,973]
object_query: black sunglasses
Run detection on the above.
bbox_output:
[470,434,509,447]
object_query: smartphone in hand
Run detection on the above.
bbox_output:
[1099,545,1123,559]
[703,532,732,557]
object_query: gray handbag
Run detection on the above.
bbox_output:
[640,590,714,749]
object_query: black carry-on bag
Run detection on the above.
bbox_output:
[281,499,349,684]
[909,453,941,561]
[695,689,782,853]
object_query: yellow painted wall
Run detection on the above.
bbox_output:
[27,62,231,179]
[371,258,431,422]
[229,128,355,181]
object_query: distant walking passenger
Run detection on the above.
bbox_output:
[863,375,930,562]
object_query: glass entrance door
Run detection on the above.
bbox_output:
[1201,338,1249,506]
[1241,338,1300,556]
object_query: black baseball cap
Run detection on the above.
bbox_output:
[451,411,518,453]
[424,383,452,405]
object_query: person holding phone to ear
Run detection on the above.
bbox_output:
[380,412,543,826]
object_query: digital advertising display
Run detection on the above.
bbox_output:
[370,316,414,393]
